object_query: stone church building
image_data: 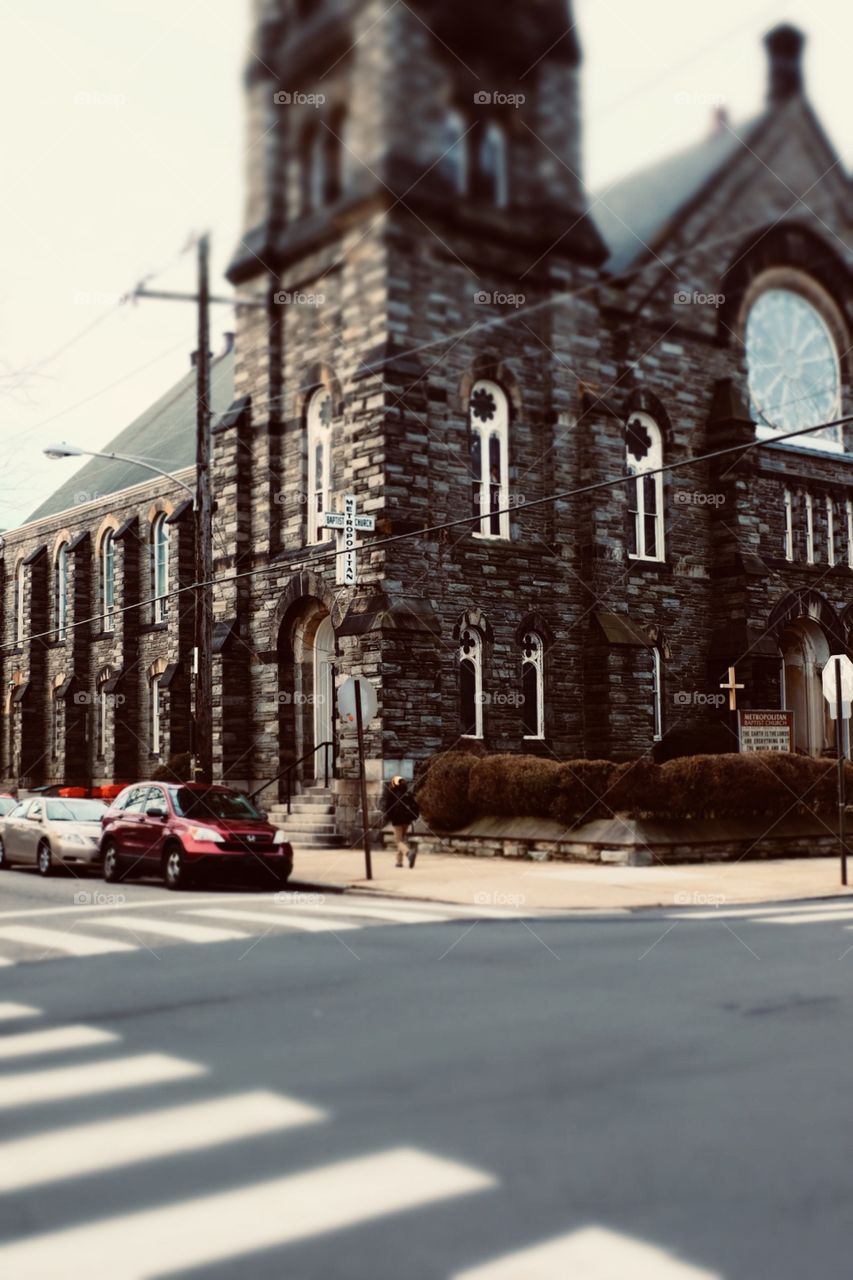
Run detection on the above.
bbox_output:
[2,1,851,836]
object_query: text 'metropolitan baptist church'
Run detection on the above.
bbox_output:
[2,1,851,835]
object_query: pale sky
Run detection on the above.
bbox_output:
[0,0,849,531]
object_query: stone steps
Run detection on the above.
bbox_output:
[267,784,346,848]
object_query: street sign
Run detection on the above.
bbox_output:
[323,494,376,586]
[738,709,793,753]
[337,676,378,726]
[822,654,853,720]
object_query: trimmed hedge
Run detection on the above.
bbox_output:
[415,750,852,830]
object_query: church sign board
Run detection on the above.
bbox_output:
[738,709,794,754]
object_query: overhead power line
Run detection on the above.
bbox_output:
[5,410,853,655]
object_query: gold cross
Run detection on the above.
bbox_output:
[720,666,744,711]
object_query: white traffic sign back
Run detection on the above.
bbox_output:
[337,676,378,726]
[822,654,853,720]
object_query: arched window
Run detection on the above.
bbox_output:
[651,646,663,742]
[626,413,664,562]
[101,529,116,631]
[459,626,484,738]
[470,380,510,540]
[439,109,469,195]
[307,388,334,543]
[13,561,25,646]
[479,121,509,208]
[521,631,544,739]
[96,668,111,759]
[152,514,169,622]
[52,673,66,760]
[55,543,69,642]
[149,660,166,757]
[324,109,345,204]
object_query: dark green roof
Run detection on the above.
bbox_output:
[27,348,236,523]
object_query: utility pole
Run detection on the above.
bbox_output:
[132,238,266,785]
[193,234,213,784]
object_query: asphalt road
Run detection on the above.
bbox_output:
[1,867,853,1278]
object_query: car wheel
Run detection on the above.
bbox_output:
[37,841,54,878]
[0,836,10,870]
[102,842,125,884]
[163,844,191,891]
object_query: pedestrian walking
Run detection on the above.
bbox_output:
[382,775,419,868]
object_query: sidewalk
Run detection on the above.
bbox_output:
[290,846,853,912]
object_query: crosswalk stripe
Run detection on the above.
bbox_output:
[667,901,853,921]
[275,898,453,925]
[757,909,853,925]
[0,1024,118,1061]
[0,1053,205,1110]
[0,1146,495,1277]
[0,1089,326,1193]
[190,907,361,933]
[0,1002,39,1021]
[83,915,250,944]
[0,924,136,957]
[0,956,15,966]
[452,1225,721,1278]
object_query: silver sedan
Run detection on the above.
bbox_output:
[0,797,107,876]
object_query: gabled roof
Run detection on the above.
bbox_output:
[593,115,765,274]
[27,348,236,523]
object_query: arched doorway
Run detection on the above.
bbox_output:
[278,599,337,788]
[781,618,834,755]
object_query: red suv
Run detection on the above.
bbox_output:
[100,782,293,890]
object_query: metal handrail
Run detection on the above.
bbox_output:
[250,740,333,813]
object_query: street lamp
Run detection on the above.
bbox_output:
[45,439,210,782]
[44,443,195,499]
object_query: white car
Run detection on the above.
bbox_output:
[0,797,107,876]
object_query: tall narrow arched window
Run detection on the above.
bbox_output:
[307,388,334,544]
[55,543,69,642]
[323,110,345,204]
[150,674,162,756]
[439,108,469,195]
[479,121,509,208]
[626,413,664,562]
[96,668,111,759]
[652,646,663,742]
[470,380,510,540]
[459,626,484,738]
[521,631,544,739]
[102,530,116,631]
[152,514,169,622]
[13,562,25,646]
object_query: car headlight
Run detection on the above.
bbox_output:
[63,832,85,845]
[273,829,290,845]
[187,825,224,843]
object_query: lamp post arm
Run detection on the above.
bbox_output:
[72,449,195,500]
